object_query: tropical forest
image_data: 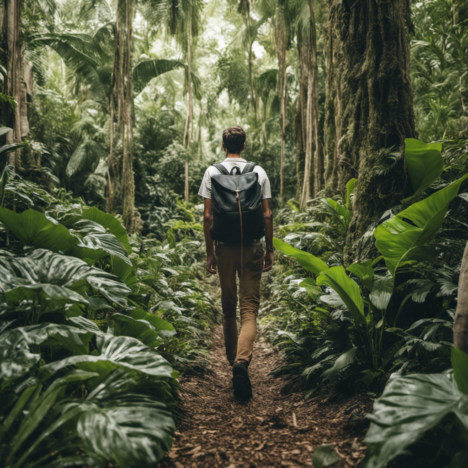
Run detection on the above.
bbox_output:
[1,0,468,467]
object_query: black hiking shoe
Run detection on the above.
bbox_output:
[232,362,252,399]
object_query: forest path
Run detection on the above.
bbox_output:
[160,327,370,468]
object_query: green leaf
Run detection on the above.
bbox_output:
[346,178,357,211]
[403,138,443,202]
[369,274,394,311]
[0,249,130,308]
[72,397,175,467]
[347,261,374,289]
[40,334,173,381]
[299,278,321,300]
[131,308,176,337]
[322,347,357,382]
[3,283,89,307]
[363,373,468,468]
[0,208,72,252]
[452,347,468,396]
[375,173,468,276]
[312,444,344,468]
[81,206,132,255]
[320,198,349,228]
[0,329,41,381]
[317,266,366,325]
[274,238,328,275]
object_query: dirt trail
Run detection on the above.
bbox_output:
[160,327,371,468]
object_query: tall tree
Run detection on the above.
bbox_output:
[117,0,136,232]
[275,2,287,206]
[326,0,416,246]
[145,0,203,202]
[2,0,23,170]
[298,0,323,209]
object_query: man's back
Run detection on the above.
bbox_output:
[198,157,272,201]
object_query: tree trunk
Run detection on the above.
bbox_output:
[328,0,416,250]
[3,0,22,170]
[296,33,308,201]
[323,0,338,189]
[275,8,287,206]
[107,7,121,214]
[183,20,193,203]
[309,1,324,197]
[119,0,137,233]
[245,6,256,123]
[301,64,314,210]
[454,242,468,353]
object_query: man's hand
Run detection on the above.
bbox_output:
[263,251,274,272]
[206,255,217,274]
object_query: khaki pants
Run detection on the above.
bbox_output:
[216,242,264,366]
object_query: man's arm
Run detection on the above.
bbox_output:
[262,198,274,272]
[203,198,217,274]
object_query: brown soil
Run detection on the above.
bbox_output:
[160,328,372,468]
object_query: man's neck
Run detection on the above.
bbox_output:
[225,153,244,159]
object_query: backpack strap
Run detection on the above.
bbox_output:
[242,162,257,174]
[212,163,230,175]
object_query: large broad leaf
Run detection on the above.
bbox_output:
[317,266,366,325]
[110,308,176,347]
[0,208,72,252]
[363,373,468,468]
[69,218,133,281]
[0,328,41,381]
[320,198,349,228]
[40,334,173,381]
[403,138,443,203]
[2,283,88,308]
[299,278,321,300]
[322,347,357,382]
[274,238,328,275]
[347,260,374,290]
[4,370,98,467]
[80,206,132,255]
[369,273,394,311]
[0,324,93,381]
[73,401,175,468]
[0,249,130,307]
[0,208,133,280]
[375,173,468,276]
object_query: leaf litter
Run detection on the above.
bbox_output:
[160,328,371,467]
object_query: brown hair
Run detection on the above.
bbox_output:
[222,126,246,154]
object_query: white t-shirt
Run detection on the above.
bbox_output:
[198,158,272,199]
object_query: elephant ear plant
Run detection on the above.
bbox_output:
[362,242,468,468]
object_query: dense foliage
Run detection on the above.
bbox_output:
[263,137,468,466]
[2,0,468,467]
[0,135,218,467]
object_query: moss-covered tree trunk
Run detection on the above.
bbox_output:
[119,0,137,233]
[3,0,23,170]
[327,0,417,249]
[295,30,309,201]
[300,3,322,210]
[183,20,193,203]
[323,0,339,189]
[308,1,323,197]
[275,7,287,206]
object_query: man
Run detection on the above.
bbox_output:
[199,126,274,399]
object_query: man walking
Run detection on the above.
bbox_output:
[199,126,274,399]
